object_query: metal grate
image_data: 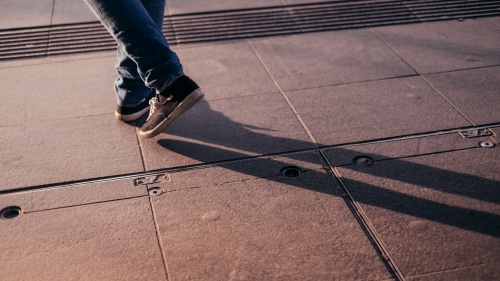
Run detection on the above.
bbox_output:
[1,0,499,61]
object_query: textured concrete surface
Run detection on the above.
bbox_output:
[168,0,283,15]
[424,66,500,125]
[0,1,499,281]
[372,19,500,74]
[52,0,98,25]
[0,197,167,281]
[178,42,280,100]
[0,0,53,29]
[324,132,493,167]
[285,77,471,145]
[152,155,392,280]
[250,30,416,91]
[0,115,143,191]
[335,146,500,278]
[0,56,117,125]
[140,94,315,169]
[0,178,147,213]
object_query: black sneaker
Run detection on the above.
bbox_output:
[115,90,156,122]
[139,76,204,139]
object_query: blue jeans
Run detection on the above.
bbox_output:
[84,0,184,107]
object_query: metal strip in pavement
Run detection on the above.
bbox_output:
[0,122,498,196]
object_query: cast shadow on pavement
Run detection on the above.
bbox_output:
[155,100,500,238]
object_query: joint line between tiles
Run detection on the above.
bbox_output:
[246,39,318,145]
[135,126,149,171]
[369,28,476,126]
[319,151,407,281]
[489,18,500,28]
[406,260,500,279]
[148,196,172,281]
[419,75,476,126]
[24,194,148,214]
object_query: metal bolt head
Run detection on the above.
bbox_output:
[1,206,23,220]
[148,187,163,196]
[280,166,302,177]
[479,141,495,148]
[353,156,375,166]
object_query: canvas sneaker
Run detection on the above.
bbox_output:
[139,76,204,139]
[115,90,156,122]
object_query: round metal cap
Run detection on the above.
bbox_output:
[1,206,23,220]
[479,141,495,148]
[280,166,302,178]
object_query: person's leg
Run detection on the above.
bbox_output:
[114,0,167,121]
[84,0,183,91]
[85,0,204,138]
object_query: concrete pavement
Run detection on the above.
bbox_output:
[0,0,499,280]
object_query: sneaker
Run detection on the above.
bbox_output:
[115,90,156,122]
[139,76,204,139]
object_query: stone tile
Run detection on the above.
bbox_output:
[0,115,144,191]
[177,42,279,101]
[0,179,147,213]
[52,0,99,25]
[168,0,283,15]
[424,66,500,125]
[408,262,500,281]
[152,156,392,280]
[0,56,117,126]
[324,132,492,167]
[490,17,500,26]
[286,76,471,146]
[141,93,315,170]
[0,50,115,69]
[0,0,54,29]
[153,152,325,193]
[372,19,500,74]
[249,30,416,91]
[335,147,500,277]
[0,197,167,281]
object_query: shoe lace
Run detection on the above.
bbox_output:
[146,97,158,121]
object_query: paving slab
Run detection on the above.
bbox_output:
[0,178,147,213]
[52,0,99,25]
[491,17,500,26]
[249,29,416,91]
[178,42,279,101]
[0,56,117,126]
[372,19,500,74]
[152,152,325,193]
[324,131,494,167]
[0,197,167,281]
[285,76,471,146]
[334,145,500,278]
[424,66,500,125]
[168,0,283,15]
[0,115,143,191]
[0,50,116,69]
[140,93,315,170]
[151,153,393,280]
[0,0,54,29]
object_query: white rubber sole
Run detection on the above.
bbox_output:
[139,89,204,139]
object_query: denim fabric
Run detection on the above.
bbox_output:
[84,0,184,106]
